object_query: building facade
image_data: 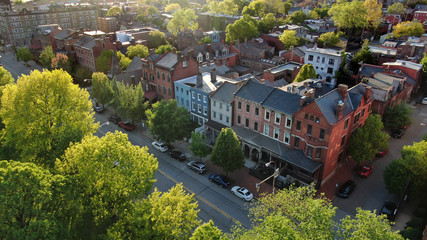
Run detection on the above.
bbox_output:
[304,47,343,86]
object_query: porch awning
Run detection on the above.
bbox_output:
[205,120,227,132]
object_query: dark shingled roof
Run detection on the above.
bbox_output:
[146,53,161,63]
[234,79,274,103]
[211,82,240,103]
[126,56,142,72]
[261,88,302,115]
[156,52,178,69]
[73,35,95,49]
[315,90,354,125]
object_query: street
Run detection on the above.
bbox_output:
[0,50,42,80]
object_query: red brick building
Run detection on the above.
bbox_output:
[262,62,301,84]
[413,11,427,23]
[280,47,305,64]
[384,14,402,26]
[182,42,238,67]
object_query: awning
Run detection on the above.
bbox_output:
[144,91,157,100]
[205,120,227,132]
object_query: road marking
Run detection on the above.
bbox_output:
[158,169,239,225]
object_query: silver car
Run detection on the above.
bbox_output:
[187,161,206,174]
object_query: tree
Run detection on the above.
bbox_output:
[0,66,13,102]
[51,53,71,73]
[318,31,343,47]
[39,46,55,69]
[384,159,411,196]
[242,0,265,17]
[189,132,211,160]
[116,51,132,70]
[0,69,97,167]
[170,0,189,8]
[207,0,239,15]
[148,30,167,49]
[293,64,316,82]
[348,114,390,165]
[167,9,198,36]
[114,81,147,124]
[313,7,329,19]
[210,128,244,176]
[106,6,123,16]
[146,100,192,144]
[279,30,300,50]
[349,40,374,74]
[287,10,308,25]
[0,161,70,239]
[309,10,320,19]
[421,53,427,72]
[328,1,367,34]
[226,15,259,43]
[387,2,405,15]
[383,103,413,131]
[392,21,425,38]
[16,47,33,63]
[335,53,355,87]
[126,44,149,59]
[95,49,114,73]
[200,36,213,44]
[56,132,158,229]
[91,72,114,108]
[155,44,173,55]
[338,208,404,239]
[71,65,92,86]
[107,184,200,239]
[258,13,276,34]
[165,3,181,12]
[363,0,383,29]
[190,220,224,240]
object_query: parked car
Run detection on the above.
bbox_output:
[94,106,104,113]
[231,186,253,201]
[187,161,206,174]
[108,115,121,124]
[422,97,427,105]
[337,180,356,198]
[399,125,408,130]
[380,201,397,222]
[169,150,186,161]
[377,149,388,157]
[392,129,404,138]
[358,165,374,177]
[209,174,230,188]
[118,121,135,131]
[152,141,168,152]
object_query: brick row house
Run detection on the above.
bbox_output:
[182,42,238,67]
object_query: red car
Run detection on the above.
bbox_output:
[377,149,388,157]
[358,165,374,177]
[118,121,135,131]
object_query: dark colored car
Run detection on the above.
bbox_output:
[169,151,186,161]
[392,129,404,138]
[358,165,374,177]
[118,121,135,131]
[377,149,388,157]
[108,115,121,124]
[209,174,230,188]
[187,161,207,174]
[337,180,356,198]
[380,201,397,222]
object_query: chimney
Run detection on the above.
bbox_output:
[196,72,203,88]
[211,68,216,83]
[364,86,372,101]
[299,96,306,106]
[337,84,348,100]
[207,44,211,53]
[336,100,344,120]
[291,85,296,93]
[305,89,315,99]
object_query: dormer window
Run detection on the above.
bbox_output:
[206,53,209,60]
[222,50,227,55]
[183,60,188,68]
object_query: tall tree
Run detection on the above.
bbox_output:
[39,46,55,69]
[279,30,300,50]
[242,0,266,17]
[165,3,181,12]
[114,81,147,124]
[287,10,308,25]
[387,2,405,15]
[199,36,213,44]
[167,9,198,36]
[71,65,92,86]
[116,51,132,70]
[318,31,344,47]
[348,114,389,165]
[155,44,173,55]
[95,49,114,73]
[148,30,167,49]
[190,220,224,240]
[16,47,33,63]
[384,159,411,196]
[126,44,149,59]
[421,53,427,72]
[0,66,13,101]
[363,0,383,29]
[392,21,425,38]
[0,69,97,167]
[189,132,211,160]
[51,53,71,73]
[146,99,192,144]
[91,72,114,108]
[106,6,123,16]
[328,1,367,35]
[383,103,413,131]
[294,64,316,82]
[210,128,244,176]
[335,53,354,87]
[349,40,374,74]
[258,13,276,34]
[226,15,259,43]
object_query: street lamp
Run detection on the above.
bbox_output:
[100,122,110,128]
[255,161,280,194]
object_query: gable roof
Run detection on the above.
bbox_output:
[126,56,142,72]
[261,88,302,115]
[315,90,354,125]
[155,52,178,69]
[234,79,274,103]
[146,53,161,63]
[73,35,95,50]
[211,82,240,103]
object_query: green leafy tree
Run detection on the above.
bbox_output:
[226,15,259,43]
[155,44,173,55]
[421,53,427,72]
[39,46,55,68]
[170,0,189,8]
[0,69,97,167]
[51,53,71,73]
[383,103,413,131]
[350,40,374,74]
[116,51,132,70]
[0,66,13,102]
[167,9,198,36]
[91,72,114,108]
[328,1,367,35]
[210,128,244,176]
[107,184,200,239]
[384,159,410,196]
[200,36,213,44]
[148,30,167,49]
[348,114,390,165]
[218,0,239,15]
[258,13,276,34]
[280,0,293,15]
[338,208,404,239]
[189,132,211,160]
[287,10,308,25]
[190,220,224,240]
[387,2,405,15]
[106,6,123,16]
[96,49,114,73]
[146,99,192,144]
[16,47,33,63]
[294,64,316,82]
[242,0,266,17]
[309,10,320,19]
[126,44,149,59]
[364,0,383,28]
[71,65,92,85]
[165,3,181,12]
[392,21,425,38]
[318,31,344,47]
[335,53,354,86]
[279,30,300,50]
[313,7,330,19]
[114,81,147,124]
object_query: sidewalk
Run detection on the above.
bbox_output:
[318,159,358,200]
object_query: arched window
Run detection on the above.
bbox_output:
[305,114,308,119]
[168,88,171,96]
[315,117,320,123]
[163,86,166,95]
[310,116,314,121]
[162,72,165,81]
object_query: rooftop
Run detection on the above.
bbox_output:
[306,47,341,57]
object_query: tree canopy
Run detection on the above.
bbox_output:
[96,49,114,73]
[167,9,198,36]
[200,36,213,44]
[51,53,71,73]
[207,0,239,15]
[422,53,427,72]
[287,10,308,25]
[148,30,167,49]
[294,64,316,82]
[189,132,211,160]
[318,31,344,47]
[190,220,223,240]
[242,0,266,17]
[387,2,405,15]
[350,40,374,74]
[0,66,13,102]
[39,46,55,69]
[226,14,259,43]
[116,51,132,71]
[16,47,33,63]
[113,81,147,124]
[392,21,425,38]
[165,3,181,12]
[106,6,123,16]
[0,69,97,167]
[383,103,413,131]
[279,30,300,50]
[210,128,244,176]
[91,72,114,108]
[328,1,367,31]
[126,44,149,59]
[258,13,276,34]
[363,0,383,28]
[155,44,174,55]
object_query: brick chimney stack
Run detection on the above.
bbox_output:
[338,84,348,100]
[364,86,372,101]
[196,72,203,88]
[305,89,315,99]
[211,68,216,83]
[336,100,344,119]
[300,96,307,106]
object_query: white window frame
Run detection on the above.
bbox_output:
[203,107,207,116]
[198,93,201,101]
[265,109,270,121]
[192,102,196,110]
[192,92,195,99]
[203,96,207,103]
[198,104,202,113]
[284,132,290,144]
[273,128,279,139]
[275,113,281,125]
[264,124,270,135]
[285,116,292,128]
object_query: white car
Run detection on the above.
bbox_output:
[152,141,168,152]
[231,186,253,202]
[422,97,427,105]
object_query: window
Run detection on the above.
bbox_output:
[284,132,290,144]
[157,70,160,79]
[192,92,195,99]
[158,84,162,93]
[162,72,165,81]
[246,104,250,113]
[176,86,179,92]
[163,87,166,95]
[265,110,270,120]
[255,107,259,116]
[275,113,281,125]
[264,125,270,135]
[361,108,365,117]
[168,74,171,82]
[328,58,335,65]
[319,129,325,140]
[237,115,241,124]
[198,94,201,101]
[307,146,313,157]
[307,124,312,135]
[308,55,314,61]
[341,135,346,147]
[238,101,241,109]
[305,114,308,119]
[213,111,216,118]
[294,138,300,148]
[315,148,321,158]
[296,121,301,131]
[245,118,249,127]
[327,68,333,74]
[354,113,360,125]
[183,60,188,67]
[220,103,223,109]
[213,100,216,107]
[226,116,229,123]
[192,102,196,110]
[315,117,320,123]
[344,118,349,129]
[322,57,325,63]
[203,107,207,115]
[254,121,258,131]
[286,117,292,128]
[198,104,202,113]
[317,56,320,62]
[226,105,229,112]
[310,115,314,121]
[274,129,279,139]
[219,114,223,120]
[203,96,207,103]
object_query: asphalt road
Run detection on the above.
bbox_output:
[0,50,42,80]
[94,113,252,233]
